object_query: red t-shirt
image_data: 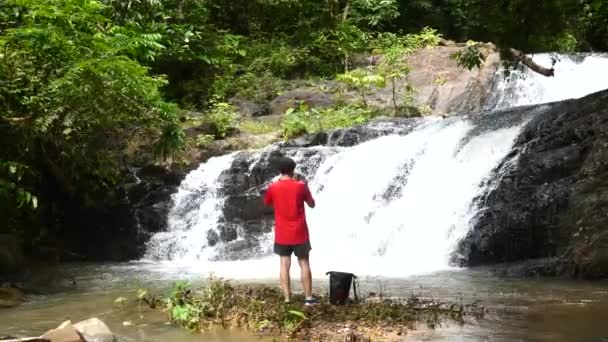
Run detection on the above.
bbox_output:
[263,179,315,245]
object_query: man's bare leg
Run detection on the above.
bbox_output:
[297,254,313,299]
[280,255,292,302]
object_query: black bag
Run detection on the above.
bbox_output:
[326,271,358,305]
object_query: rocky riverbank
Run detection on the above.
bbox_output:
[457,89,608,279]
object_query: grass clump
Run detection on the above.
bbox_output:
[134,276,485,340]
[280,104,382,140]
[238,120,277,135]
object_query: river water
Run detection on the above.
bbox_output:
[1,263,608,341]
[3,54,608,341]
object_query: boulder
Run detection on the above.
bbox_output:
[269,88,335,116]
[228,96,269,117]
[456,89,608,279]
[73,318,115,342]
[360,46,501,115]
[41,320,82,342]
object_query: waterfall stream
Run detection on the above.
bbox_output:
[142,53,608,279]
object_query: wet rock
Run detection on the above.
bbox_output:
[218,224,238,243]
[0,285,23,308]
[229,96,269,117]
[41,320,82,342]
[269,88,335,116]
[457,89,608,279]
[288,132,329,148]
[207,230,220,247]
[73,318,115,342]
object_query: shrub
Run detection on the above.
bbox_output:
[205,101,239,139]
[281,104,379,140]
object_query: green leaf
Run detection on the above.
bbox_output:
[172,305,189,321]
[288,310,307,320]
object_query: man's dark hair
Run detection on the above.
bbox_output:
[278,157,296,175]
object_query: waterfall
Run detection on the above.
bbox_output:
[143,153,238,261]
[141,53,608,279]
[494,53,608,109]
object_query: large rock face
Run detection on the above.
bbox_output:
[230,46,502,118]
[49,165,185,263]
[456,89,608,279]
[360,45,501,115]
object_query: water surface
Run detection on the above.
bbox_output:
[2,263,608,341]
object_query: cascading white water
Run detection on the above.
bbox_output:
[141,117,526,278]
[141,53,608,279]
[143,153,238,261]
[494,53,608,108]
[305,119,524,276]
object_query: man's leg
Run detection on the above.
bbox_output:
[280,255,292,302]
[297,254,313,299]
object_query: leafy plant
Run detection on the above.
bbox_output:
[450,41,485,71]
[281,104,379,140]
[205,102,238,139]
[135,277,485,339]
[337,68,385,107]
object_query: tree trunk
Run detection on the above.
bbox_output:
[342,0,350,22]
[508,48,555,77]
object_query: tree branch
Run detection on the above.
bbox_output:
[508,48,554,77]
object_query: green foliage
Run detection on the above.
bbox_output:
[0,0,183,236]
[350,0,400,29]
[0,161,37,209]
[450,41,485,71]
[195,134,215,148]
[337,68,385,107]
[136,277,485,338]
[205,102,238,139]
[239,120,276,135]
[281,104,379,140]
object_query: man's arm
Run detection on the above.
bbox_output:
[303,183,315,208]
[262,186,273,207]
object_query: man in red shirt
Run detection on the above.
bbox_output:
[263,157,316,305]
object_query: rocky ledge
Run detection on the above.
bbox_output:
[456,89,608,279]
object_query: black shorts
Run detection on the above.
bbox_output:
[273,241,311,258]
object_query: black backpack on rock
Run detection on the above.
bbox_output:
[326,271,358,305]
